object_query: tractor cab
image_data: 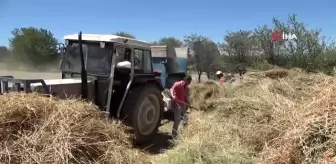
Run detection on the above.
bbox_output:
[36,33,165,144]
[60,34,160,111]
[58,33,165,144]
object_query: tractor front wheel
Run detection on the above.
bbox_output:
[122,85,163,145]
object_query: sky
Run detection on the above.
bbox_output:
[0,0,335,46]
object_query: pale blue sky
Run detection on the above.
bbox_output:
[0,0,335,46]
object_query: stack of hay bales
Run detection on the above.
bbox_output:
[0,93,149,164]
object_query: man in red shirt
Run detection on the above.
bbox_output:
[170,75,192,138]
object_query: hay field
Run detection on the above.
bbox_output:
[1,68,336,164]
[154,68,336,164]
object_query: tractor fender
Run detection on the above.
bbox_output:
[133,77,164,91]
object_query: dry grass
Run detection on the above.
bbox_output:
[154,68,336,164]
[259,75,336,164]
[264,68,289,79]
[189,81,223,111]
[0,93,149,164]
[1,68,336,164]
[153,111,254,164]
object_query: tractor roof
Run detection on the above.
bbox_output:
[63,33,150,48]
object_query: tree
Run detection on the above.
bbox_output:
[152,37,183,48]
[202,40,220,78]
[254,25,277,65]
[250,14,336,74]
[9,27,59,66]
[0,46,11,59]
[273,14,332,70]
[114,32,136,39]
[184,34,220,81]
[223,30,253,63]
[150,41,159,45]
[152,37,185,64]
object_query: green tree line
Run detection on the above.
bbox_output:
[1,14,335,77]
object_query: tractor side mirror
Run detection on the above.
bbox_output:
[57,43,66,53]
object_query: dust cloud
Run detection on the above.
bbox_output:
[0,61,61,79]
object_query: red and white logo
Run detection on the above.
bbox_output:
[272,30,297,41]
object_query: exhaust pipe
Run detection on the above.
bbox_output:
[78,31,88,99]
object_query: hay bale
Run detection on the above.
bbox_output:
[0,93,149,164]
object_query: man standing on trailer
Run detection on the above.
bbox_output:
[170,75,192,138]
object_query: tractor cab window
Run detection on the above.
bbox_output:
[115,47,126,63]
[115,47,131,68]
[143,50,152,73]
[61,42,111,77]
[134,49,143,70]
[134,49,152,73]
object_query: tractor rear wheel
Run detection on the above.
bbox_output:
[122,84,163,145]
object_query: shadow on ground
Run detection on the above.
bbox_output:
[138,131,174,154]
[137,112,176,154]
